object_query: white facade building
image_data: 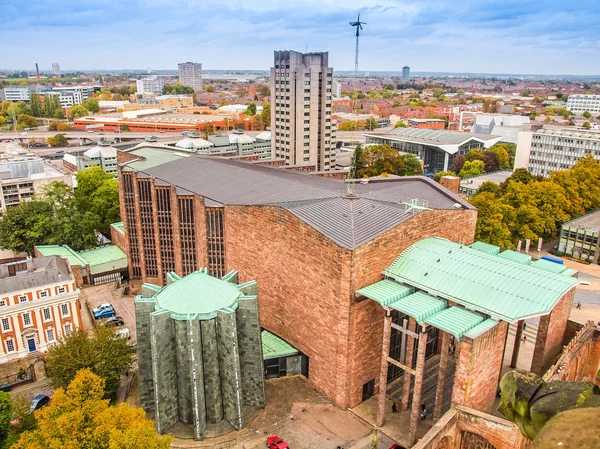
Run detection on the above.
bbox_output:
[270,50,337,171]
[0,87,30,102]
[136,76,165,95]
[566,94,600,115]
[178,62,203,91]
[52,63,60,77]
[471,113,531,144]
[333,80,342,98]
[515,127,600,177]
[0,256,81,362]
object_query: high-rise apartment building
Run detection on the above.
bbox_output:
[270,50,336,171]
[136,76,164,95]
[402,66,410,82]
[52,63,60,77]
[178,62,203,92]
[333,80,342,98]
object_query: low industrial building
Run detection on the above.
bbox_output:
[135,269,265,440]
[62,141,118,177]
[0,143,73,215]
[0,256,82,362]
[558,209,600,263]
[515,127,600,177]
[364,128,501,174]
[34,244,128,286]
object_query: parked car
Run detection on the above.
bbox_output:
[95,308,116,320]
[93,303,113,314]
[101,316,124,327]
[266,436,289,449]
[115,327,131,340]
[87,130,94,133]
[28,395,50,413]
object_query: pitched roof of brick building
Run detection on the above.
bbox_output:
[127,154,474,249]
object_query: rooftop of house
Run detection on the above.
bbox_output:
[122,151,475,250]
[0,256,73,295]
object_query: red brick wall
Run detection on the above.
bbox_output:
[110,226,128,254]
[531,288,575,375]
[452,321,509,414]
[225,205,477,408]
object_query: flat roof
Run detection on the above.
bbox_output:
[127,152,475,249]
[408,118,446,123]
[562,209,600,232]
[534,128,600,140]
[459,170,513,191]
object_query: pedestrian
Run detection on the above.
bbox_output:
[576,302,582,310]
[523,322,527,331]
[392,401,397,413]
[522,335,527,343]
[420,402,427,420]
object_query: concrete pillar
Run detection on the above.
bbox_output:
[409,328,428,446]
[400,317,417,411]
[376,312,392,427]
[510,320,524,368]
[35,310,47,347]
[13,315,23,351]
[433,331,450,422]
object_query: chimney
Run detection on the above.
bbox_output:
[439,175,460,193]
[35,63,40,79]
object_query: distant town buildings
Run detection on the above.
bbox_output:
[51,63,60,77]
[364,128,501,173]
[333,80,342,98]
[62,141,118,177]
[515,127,600,177]
[0,86,30,102]
[402,65,410,82]
[471,113,531,144]
[270,50,336,170]
[0,85,101,110]
[407,118,446,130]
[0,256,81,362]
[0,143,73,215]
[173,130,271,159]
[135,76,165,96]
[566,94,600,115]
[178,62,203,92]
[135,269,265,439]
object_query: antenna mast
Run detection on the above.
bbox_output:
[348,13,366,197]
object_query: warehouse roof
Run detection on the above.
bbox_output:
[125,154,474,249]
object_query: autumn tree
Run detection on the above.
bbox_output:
[0,392,12,447]
[364,117,378,130]
[470,193,515,248]
[47,134,68,147]
[451,155,466,173]
[45,327,133,399]
[465,148,485,162]
[394,121,408,128]
[434,170,457,182]
[204,85,216,93]
[13,369,172,449]
[17,114,37,129]
[482,150,499,172]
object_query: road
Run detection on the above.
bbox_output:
[1,130,181,141]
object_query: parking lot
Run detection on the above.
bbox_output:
[79,283,137,341]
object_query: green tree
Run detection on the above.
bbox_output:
[47,121,61,131]
[56,123,73,132]
[69,105,88,118]
[433,170,457,182]
[29,93,43,117]
[45,328,134,399]
[260,102,271,127]
[582,121,591,130]
[204,85,216,93]
[477,181,502,197]
[339,121,357,131]
[469,193,515,248]
[0,201,54,253]
[401,154,423,176]
[0,391,12,447]
[459,160,485,178]
[356,144,404,178]
[487,145,510,169]
[47,134,68,147]
[13,101,32,116]
[504,168,534,185]
[245,102,257,116]
[394,121,408,128]
[75,167,120,233]
[350,145,364,178]
[583,110,592,119]
[364,117,378,130]
[14,369,172,449]
[82,98,99,113]
[17,114,37,129]
[465,148,485,162]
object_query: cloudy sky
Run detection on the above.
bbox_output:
[2,0,599,75]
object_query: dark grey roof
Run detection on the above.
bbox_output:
[140,156,474,249]
[0,256,73,295]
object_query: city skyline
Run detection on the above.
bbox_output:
[2,0,599,75]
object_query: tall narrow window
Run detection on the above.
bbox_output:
[206,207,225,278]
[178,197,196,275]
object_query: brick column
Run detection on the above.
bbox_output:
[400,317,417,411]
[376,312,392,427]
[433,331,450,421]
[510,320,524,368]
[13,315,23,351]
[409,327,428,446]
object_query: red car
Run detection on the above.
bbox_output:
[266,435,289,449]
[390,445,407,449]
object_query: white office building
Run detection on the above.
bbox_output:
[51,86,99,102]
[52,63,60,77]
[515,127,600,177]
[566,94,600,115]
[178,62,203,91]
[136,76,165,95]
[270,50,336,171]
[0,87,30,102]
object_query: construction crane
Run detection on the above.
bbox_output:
[349,13,366,115]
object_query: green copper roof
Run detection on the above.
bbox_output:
[35,245,87,267]
[77,245,127,275]
[470,241,500,255]
[154,271,242,319]
[531,258,569,274]
[497,250,532,264]
[463,318,499,339]
[261,330,299,360]
[388,291,446,325]
[425,306,485,340]
[382,237,581,322]
[111,222,125,235]
[356,280,412,306]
